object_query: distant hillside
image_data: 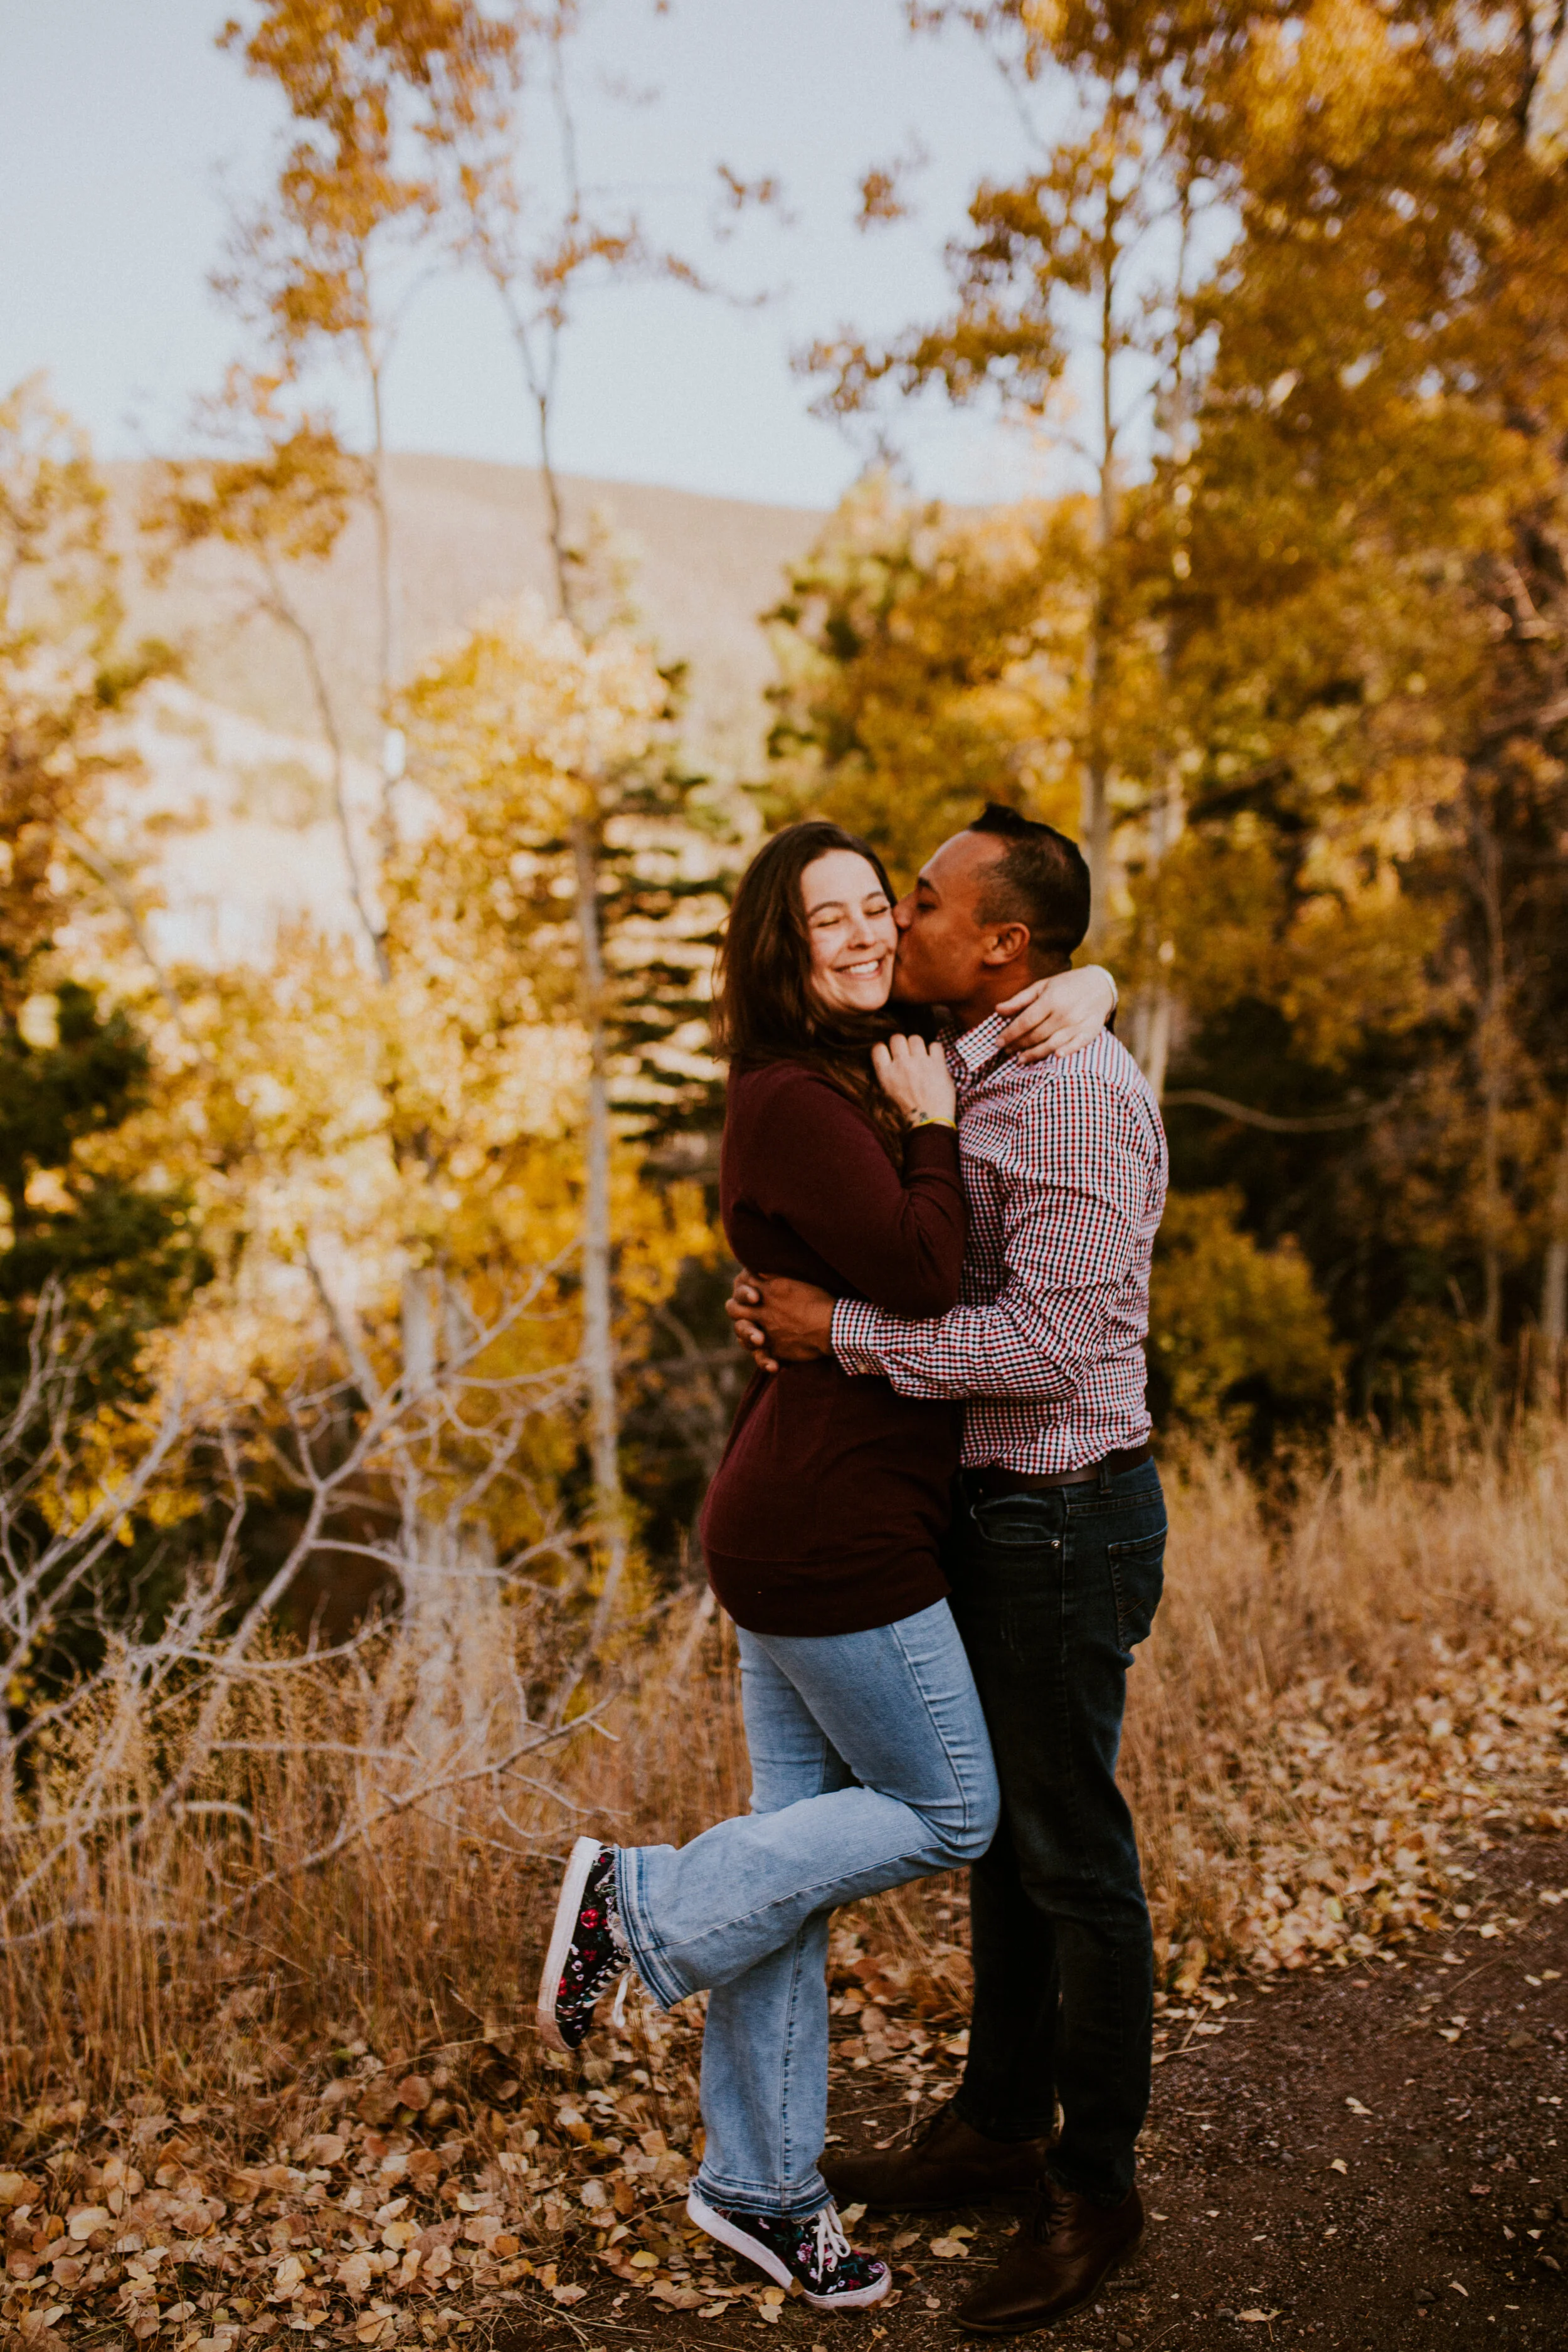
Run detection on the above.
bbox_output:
[93,458,824,967]
[111,453,826,773]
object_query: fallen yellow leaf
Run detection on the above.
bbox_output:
[336,2252,374,2297]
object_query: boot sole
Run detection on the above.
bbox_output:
[686,2189,892,2311]
[536,1835,607,2053]
[957,2228,1143,2336]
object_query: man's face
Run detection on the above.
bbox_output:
[891,830,1011,1007]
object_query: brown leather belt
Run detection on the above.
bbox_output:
[963,1441,1153,1500]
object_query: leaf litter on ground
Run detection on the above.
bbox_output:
[6,1628,1568,2346]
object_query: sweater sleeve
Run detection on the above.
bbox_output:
[741,1070,967,1318]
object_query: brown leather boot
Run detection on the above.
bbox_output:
[956,2180,1143,2335]
[820,2100,1050,2213]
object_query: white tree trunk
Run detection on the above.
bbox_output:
[1473,817,1507,1366]
[573,817,630,1653]
[1141,987,1173,1102]
[1131,773,1182,1101]
[1540,1103,1568,1392]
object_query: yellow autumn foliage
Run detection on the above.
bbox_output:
[1150,1189,1343,1427]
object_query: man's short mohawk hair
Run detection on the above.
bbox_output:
[968,802,1091,958]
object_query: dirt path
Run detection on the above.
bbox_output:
[489,1836,1568,2351]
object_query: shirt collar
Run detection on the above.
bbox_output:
[946,1009,1011,1077]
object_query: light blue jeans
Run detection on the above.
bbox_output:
[614,1598,999,2219]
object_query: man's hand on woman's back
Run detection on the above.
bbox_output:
[726,1271,835,1373]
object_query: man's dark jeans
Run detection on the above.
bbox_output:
[945,1456,1167,2207]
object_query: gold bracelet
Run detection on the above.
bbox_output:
[906,1113,958,1132]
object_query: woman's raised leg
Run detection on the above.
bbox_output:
[536,1601,997,2312]
[692,1629,852,2218]
[616,1600,999,2009]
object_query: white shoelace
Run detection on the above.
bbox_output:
[808,2203,852,2279]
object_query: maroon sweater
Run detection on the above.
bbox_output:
[699,1061,967,1637]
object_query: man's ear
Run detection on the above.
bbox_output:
[980,923,1032,970]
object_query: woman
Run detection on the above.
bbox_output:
[537,822,1113,2314]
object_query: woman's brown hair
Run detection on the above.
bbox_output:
[712,820,916,1158]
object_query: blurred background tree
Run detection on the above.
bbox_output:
[772,0,1568,1436]
[136,2,763,1646]
[0,383,211,1693]
[6,0,1568,1704]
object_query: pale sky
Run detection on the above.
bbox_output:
[0,0,1071,511]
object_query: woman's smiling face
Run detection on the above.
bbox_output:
[800,849,898,1017]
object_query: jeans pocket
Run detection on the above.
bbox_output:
[1107,1523,1166,1653]
[968,1494,1061,1552]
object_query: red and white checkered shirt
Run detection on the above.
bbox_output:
[832,1014,1168,1475]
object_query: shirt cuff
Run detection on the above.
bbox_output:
[831,1295,887,1375]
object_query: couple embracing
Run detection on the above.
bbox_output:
[538,805,1168,2337]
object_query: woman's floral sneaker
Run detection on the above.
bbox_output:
[537,1836,630,2052]
[686,2188,891,2310]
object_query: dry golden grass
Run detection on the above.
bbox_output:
[1129,1415,1568,1984]
[3,1419,1566,2345]
[1,1582,745,2118]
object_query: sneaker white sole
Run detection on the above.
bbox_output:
[686,2188,891,2311]
[536,1834,608,2053]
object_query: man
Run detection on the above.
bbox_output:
[726,803,1168,2336]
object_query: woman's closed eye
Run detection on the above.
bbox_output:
[810,898,890,933]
